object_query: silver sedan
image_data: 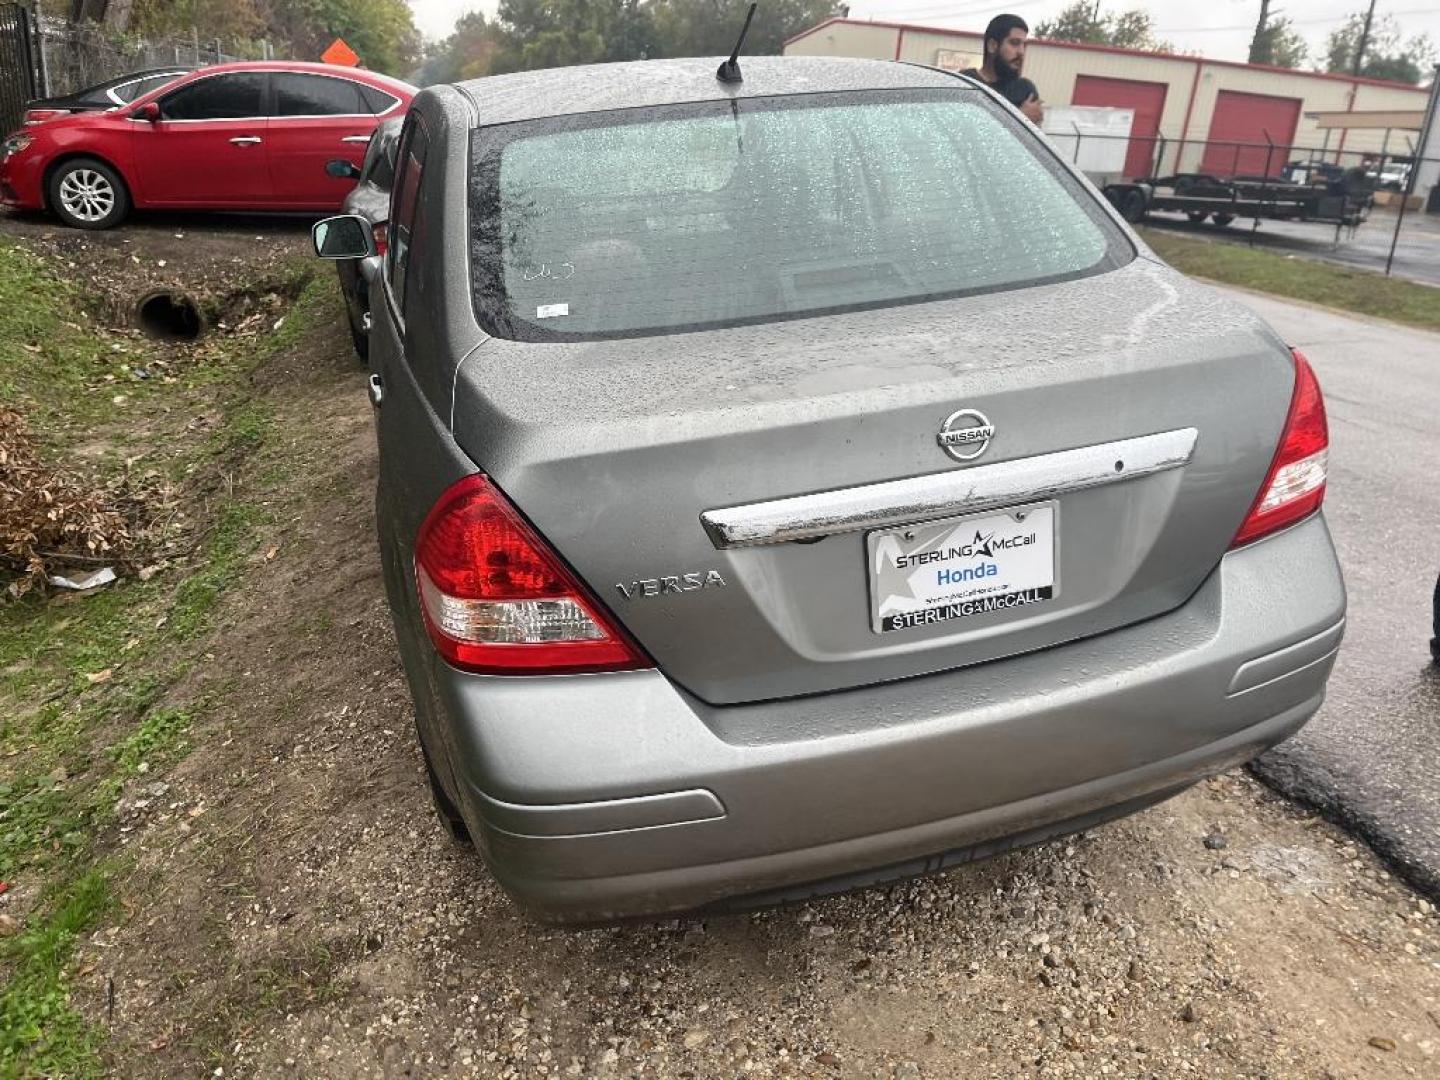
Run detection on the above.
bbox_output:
[313,56,1344,921]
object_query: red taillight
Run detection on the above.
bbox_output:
[372,221,388,258]
[1230,349,1329,548]
[414,474,650,675]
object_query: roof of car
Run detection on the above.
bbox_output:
[104,67,195,82]
[453,56,964,127]
[176,60,416,94]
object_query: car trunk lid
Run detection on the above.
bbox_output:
[451,260,1294,704]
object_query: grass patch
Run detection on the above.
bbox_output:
[0,240,330,1075]
[166,501,267,642]
[0,241,157,438]
[109,708,194,777]
[1142,228,1440,332]
[0,869,113,1080]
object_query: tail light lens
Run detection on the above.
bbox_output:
[414,474,650,675]
[372,221,388,258]
[1230,349,1328,547]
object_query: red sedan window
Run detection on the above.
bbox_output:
[274,74,368,117]
[158,74,264,121]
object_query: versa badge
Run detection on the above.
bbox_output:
[616,570,727,600]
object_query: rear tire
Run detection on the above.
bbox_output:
[423,749,471,844]
[346,299,370,361]
[1211,213,1235,227]
[48,157,130,230]
[343,274,370,362]
[1119,189,1147,223]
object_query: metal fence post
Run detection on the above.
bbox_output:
[31,0,49,96]
[1385,184,1409,276]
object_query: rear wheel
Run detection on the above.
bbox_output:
[347,310,369,361]
[422,748,471,844]
[48,157,130,230]
[1186,211,1209,224]
[1119,189,1147,223]
[1211,213,1236,228]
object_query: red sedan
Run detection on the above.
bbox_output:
[0,61,414,229]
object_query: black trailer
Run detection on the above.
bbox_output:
[1102,172,1371,229]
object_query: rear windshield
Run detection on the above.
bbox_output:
[469,88,1131,340]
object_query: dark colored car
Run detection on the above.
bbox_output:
[312,56,1344,922]
[23,67,193,124]
[330,116,402,359]
[0,61,415,229]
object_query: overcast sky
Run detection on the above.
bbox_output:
[407,1,1440,67]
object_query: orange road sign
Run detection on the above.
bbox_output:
[321,38,359,67]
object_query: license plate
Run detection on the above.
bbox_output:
[867,503,1057,633]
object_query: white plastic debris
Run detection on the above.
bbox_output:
[48,567,117,591]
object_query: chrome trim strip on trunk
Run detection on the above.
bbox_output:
[700,428,1199,549]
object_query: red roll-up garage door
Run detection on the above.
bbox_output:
[1071,75,1167,180]
[1200,90,1302,177]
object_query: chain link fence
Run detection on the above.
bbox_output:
[1048,126,1440,283]
[34,13,282,100]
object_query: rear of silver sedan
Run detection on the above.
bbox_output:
[366,59,1344,921]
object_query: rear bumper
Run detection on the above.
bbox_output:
[431,516,1345,920]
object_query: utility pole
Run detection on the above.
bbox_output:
[1248,0,1271,65]
[1352,0,1377,78]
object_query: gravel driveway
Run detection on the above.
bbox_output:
[5,209,1435,1079]
[74,277,1440,1080]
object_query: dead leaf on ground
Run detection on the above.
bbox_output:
[85,668,113,684]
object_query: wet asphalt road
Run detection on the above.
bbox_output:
[1216,286,1440,897]
[1149,206,1440,287]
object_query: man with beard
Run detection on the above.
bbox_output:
[962,14,1043,125]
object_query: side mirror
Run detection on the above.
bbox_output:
[326,158,361,181]
[136,101,160,122]
[312,215,375,260]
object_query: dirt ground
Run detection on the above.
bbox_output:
[6,211,1440,1079]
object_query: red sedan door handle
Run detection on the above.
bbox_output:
[229,136,263,146]
[341,135,371,144]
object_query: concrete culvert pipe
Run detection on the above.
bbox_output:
[136,291,205,342]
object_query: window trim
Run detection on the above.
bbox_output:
[105,71,188,106]
[467,87,1136,343]
[383,111,430,333]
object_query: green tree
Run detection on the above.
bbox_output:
[648,0,843,59]
[130,0,266,40]
[1326,11,1436,83]
[417,11,506,85]
[1248,15,1308,69]
[266,0,421,74]
[1035,2,1173,53]
[488,0,654,74]
[130,0,421,75]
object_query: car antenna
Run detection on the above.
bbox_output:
[716,3,758,84]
